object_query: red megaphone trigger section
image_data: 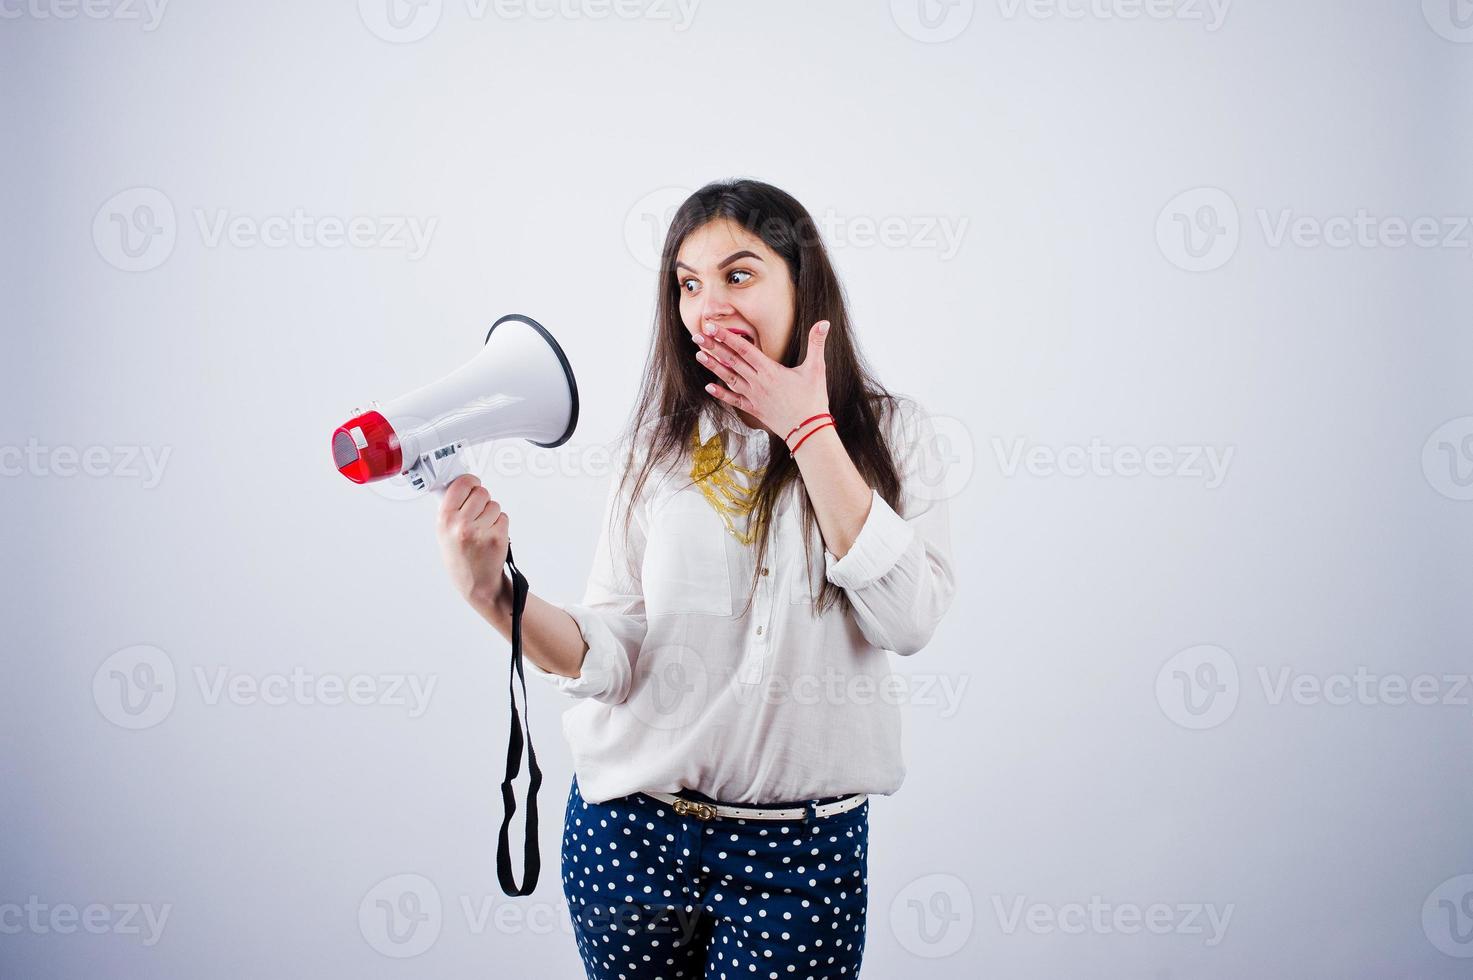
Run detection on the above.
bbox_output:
[332,410,402,484]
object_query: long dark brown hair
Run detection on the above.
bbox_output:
[611,178,904,616]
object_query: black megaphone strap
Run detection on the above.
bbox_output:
[496,542,542,896]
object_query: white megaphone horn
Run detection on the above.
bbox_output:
[331,313,579,493]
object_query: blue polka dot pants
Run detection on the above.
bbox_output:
[561,775,869,979]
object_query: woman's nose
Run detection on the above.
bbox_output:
[700,291,735,323]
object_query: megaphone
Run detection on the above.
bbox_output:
[332,313,579,494]
[331,312,579,900]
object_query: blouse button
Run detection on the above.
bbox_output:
[760,567,769,576]
[756,625,765,635]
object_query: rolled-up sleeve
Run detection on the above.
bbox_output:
[823,397,957,656]
[527,450,648,703]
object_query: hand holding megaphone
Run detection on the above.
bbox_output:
[331,313,579,900]
[436,474,512,611]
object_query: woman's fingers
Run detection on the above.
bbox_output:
[704,382,752,412]
[692,336,754,383]
[698,333,757,378]
[442,477,502,528]
[460,484,491,517]
[696,348,750,392]
[439,474,481,526]
[712,327,767,372]
[695,348,736,383]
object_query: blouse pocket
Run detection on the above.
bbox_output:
[641,490,734,617]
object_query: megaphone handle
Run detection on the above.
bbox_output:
[432,445,469,491]
[496,541,542,897]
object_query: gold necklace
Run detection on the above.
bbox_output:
[690,427,767,545]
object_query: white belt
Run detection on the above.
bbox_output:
[644,791,866,822]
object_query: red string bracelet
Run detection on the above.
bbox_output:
[788,420,835,455]
[784,413,832,441]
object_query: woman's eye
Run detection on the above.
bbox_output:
[679,270,750,293]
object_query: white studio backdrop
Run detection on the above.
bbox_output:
[3,1,1472,977]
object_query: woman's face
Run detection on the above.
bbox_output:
[675,217,795,364]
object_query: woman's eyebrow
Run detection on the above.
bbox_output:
[675,250,764,274]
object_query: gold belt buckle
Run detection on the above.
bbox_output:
[672,798,717,821]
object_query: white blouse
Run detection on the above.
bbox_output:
[529,394,956,805]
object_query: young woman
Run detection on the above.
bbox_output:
[437,178,956,978]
